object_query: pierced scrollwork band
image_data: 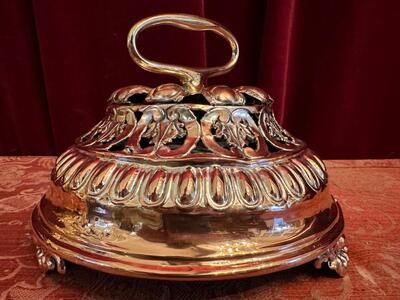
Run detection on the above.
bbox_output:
[125,105,200,158]
[78,106,137,150]
[78,93,303,160]
[201,107,268,158]
[260,108,302,151]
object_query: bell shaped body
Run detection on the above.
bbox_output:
[31,14,348,280]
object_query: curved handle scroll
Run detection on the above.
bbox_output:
[127,14,239,94]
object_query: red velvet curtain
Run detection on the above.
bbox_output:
[1,0,399,158]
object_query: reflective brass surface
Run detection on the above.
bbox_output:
[31,14,348,280]
[127,14,239,94]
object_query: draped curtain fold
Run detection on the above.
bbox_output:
[1,0,399,158]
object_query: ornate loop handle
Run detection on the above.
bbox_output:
[127,14,239,94]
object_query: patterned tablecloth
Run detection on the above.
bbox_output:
[0,157,399,300]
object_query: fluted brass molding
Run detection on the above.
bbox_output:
[52,147,326,212]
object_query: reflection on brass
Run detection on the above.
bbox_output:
[314,235,349,276]
[31,14,348,280]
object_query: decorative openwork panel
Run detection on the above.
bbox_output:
[77,86,304,161]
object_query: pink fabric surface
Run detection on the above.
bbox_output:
[0,157,399,299]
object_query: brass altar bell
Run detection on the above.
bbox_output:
[31,14,348,280]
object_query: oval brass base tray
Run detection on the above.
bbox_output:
[31,196,346,281]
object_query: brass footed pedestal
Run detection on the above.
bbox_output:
[31,14,349,280]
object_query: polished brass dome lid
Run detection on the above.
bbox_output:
[31,14,348,280]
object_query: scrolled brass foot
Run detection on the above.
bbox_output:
[35,245,66,274]
[314,236,349,277]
